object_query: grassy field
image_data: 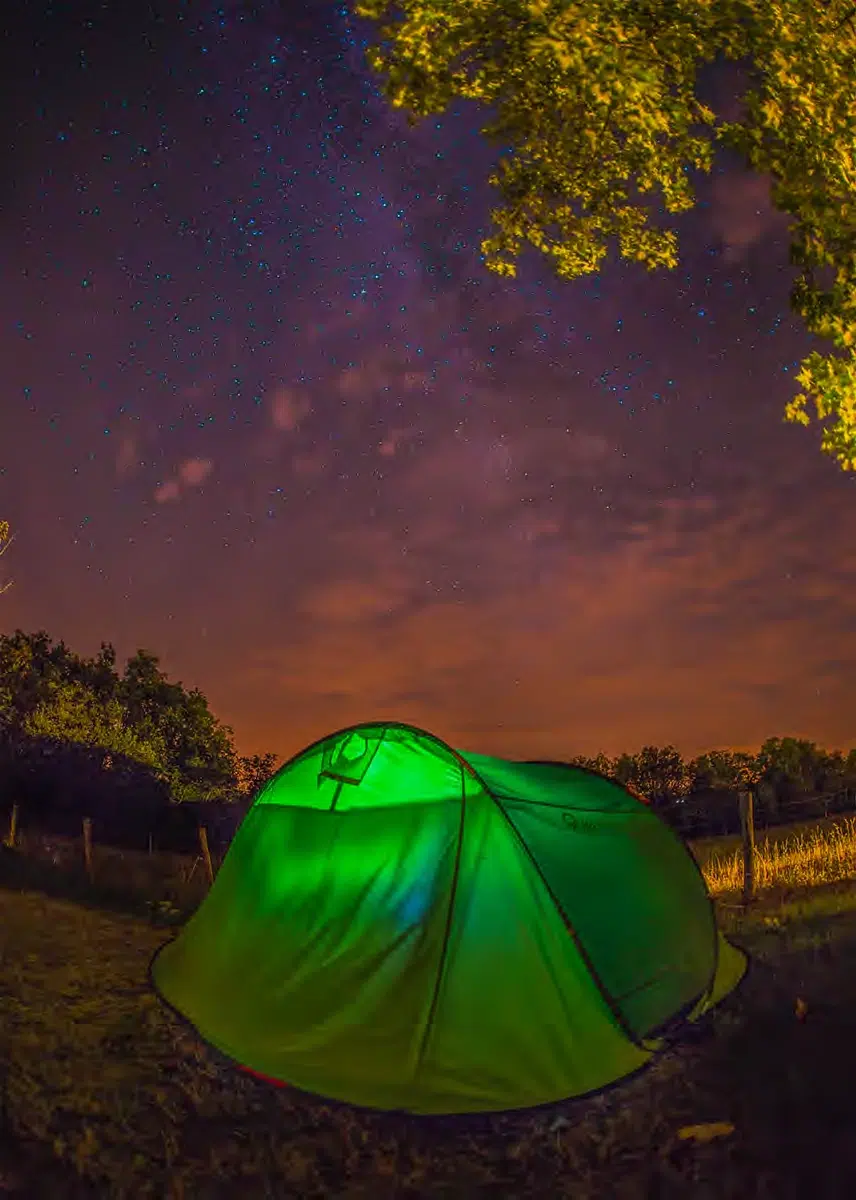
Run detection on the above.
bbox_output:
[690,811,856,869]
[692,814,856,897]
[4,849,856,1196]
[9,806,856,914]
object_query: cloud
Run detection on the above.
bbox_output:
[292,451,328,479]
[337,362,391,399]
[397,424,613,525]
[707,169,791,262]
[302,576,412,624]
[226,482,856,764]
[180,379,215,401]
[154,480,182,504]
[154,457,213,503]
[270,386,311,432]
[179,457,213,487]
[378,427,417,458]
[115,435,137,478]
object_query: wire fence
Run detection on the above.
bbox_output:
[0,800,245,918]
[2,782,855,929]
[661,786,856,841]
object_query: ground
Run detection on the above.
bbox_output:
[3,864,856,1198]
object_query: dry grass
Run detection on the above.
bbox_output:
[7,826,856,1194]
[5,882,856,1196]
[700,816,856,897]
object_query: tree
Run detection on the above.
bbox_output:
[23,678,165,771]
[567,751,616,778]
[119,650,238,802]
[236,751,280,799]
[356,0,856,468]
[0,633,242,805]
[613,744,692,804]
[0,630,84,728]
[845,747,856,783]
[0,521,12,594]
[690,748,760,791]
[757,735,840,796]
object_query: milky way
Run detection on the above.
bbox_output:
[2,1,855,763]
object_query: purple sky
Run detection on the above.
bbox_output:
[2,2,855,764]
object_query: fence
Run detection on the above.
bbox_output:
[3,786,855,914]
[662,785,856,841]
[1,802,241,917]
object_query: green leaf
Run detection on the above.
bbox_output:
[357,0,856,469]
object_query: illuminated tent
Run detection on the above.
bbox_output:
[150,722,746,1114]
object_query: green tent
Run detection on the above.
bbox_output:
[150,722,746,1114]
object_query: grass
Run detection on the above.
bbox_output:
[689,811,856,869]
[3,813,856,1196]
[11,807,856,920]
[696,816,856,898]
[4,869,856,1194]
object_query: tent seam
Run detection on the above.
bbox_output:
[412,764,468,1081]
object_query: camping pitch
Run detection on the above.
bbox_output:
[150,722,746,1114]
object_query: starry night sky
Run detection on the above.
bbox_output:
[2,0,855,765]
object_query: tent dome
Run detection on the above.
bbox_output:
[150,721,746,1114]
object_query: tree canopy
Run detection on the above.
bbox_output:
[355,0,856,468]
[0,630,278,807]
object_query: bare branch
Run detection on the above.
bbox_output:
[0,523,14,593]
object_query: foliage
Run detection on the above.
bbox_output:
[23,681,165,772]
[118,649,237,803]
[756,735,845,796]
[691,748,760,791]
[0,631,82,727]
[2,627,855,837]
[356,0,856,468]
[612,744,693,804]
[701,814,856,895]
[236,751,280,799]
[0,631,278,812]
[567,751,615,777]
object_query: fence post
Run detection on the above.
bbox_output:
[738,789,755,906]
[198,825,214,887]
[4,803,18,848]
[82,817,94,883]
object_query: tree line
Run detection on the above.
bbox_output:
[0,630,279,850]
[565,740,856,835]
[1,628,853,847]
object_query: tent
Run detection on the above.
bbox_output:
[150,721,746,1114]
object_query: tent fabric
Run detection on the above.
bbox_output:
[150,721,746,1115]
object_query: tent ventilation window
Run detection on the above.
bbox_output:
[318,730,385,804]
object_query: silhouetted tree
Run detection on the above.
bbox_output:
[237,751,280,799]
[613,745,692,806]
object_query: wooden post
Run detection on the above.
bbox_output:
[5,803,18,848]
[738,789,755,906]
[198,825,214,887]
[82,817,94,883]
